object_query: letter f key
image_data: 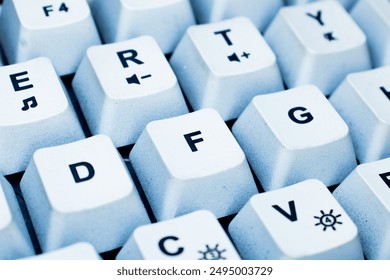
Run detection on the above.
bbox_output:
[130,109,258,221]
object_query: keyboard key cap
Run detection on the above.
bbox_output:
[117,210,240,260]
[330,66,390,163]
[229,179,363,260]
[333,157,390,259]
[19,135,150,253]
[91,0,196,54]
[286,0,358,11]
[0,57,84,175]
[130,108,258,221]
[232,85,357,191]
[0,0,101,75]
[72,36,189,147]
[265,0,371,96]
[339,0,358,8]
[189,0,284,32]
[23,242,101,260]
[0,175,35,259]
[351,0,390,67]
[170,17,284,121]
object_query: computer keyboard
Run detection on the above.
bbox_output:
[0,0,389,260]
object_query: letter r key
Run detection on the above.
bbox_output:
[72,36,189,147]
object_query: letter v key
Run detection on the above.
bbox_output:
[272,200,298,222]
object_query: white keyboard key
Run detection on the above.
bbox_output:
[333,158,390,259]
[339,0,358,8]
[92,0,195,54]
[19,135,150,253]
[130,108,258,221]
[0,57,84,175]
[229,179,363,260]
[265,0,371,96]
[330,66,390,163]
[72,36,188,147]
[117,210,240,260]
[170,17,284,121]
[0,0,101,75]
[189,0,284,32]
[351,0,390,67]
[23,243,101,260]
[0,176,35,259]
[286,0,358,10]
[232,85,357,191]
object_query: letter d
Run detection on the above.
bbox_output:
[69,162,95,183]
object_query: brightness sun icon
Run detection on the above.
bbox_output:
[198,244,226,260]
[314,209,342,231]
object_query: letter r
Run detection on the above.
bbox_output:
[117,49,144,68]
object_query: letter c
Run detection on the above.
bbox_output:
[158,236,184,256]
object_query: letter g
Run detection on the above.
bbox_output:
[288,107,314,124]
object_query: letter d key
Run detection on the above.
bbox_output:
[20,135,150,253]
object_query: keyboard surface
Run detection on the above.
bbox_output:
[0,0,390,260]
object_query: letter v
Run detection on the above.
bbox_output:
[272,201,298,222]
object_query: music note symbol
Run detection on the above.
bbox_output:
[21,96,38,111]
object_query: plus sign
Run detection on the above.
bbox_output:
[241,51,250,59]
